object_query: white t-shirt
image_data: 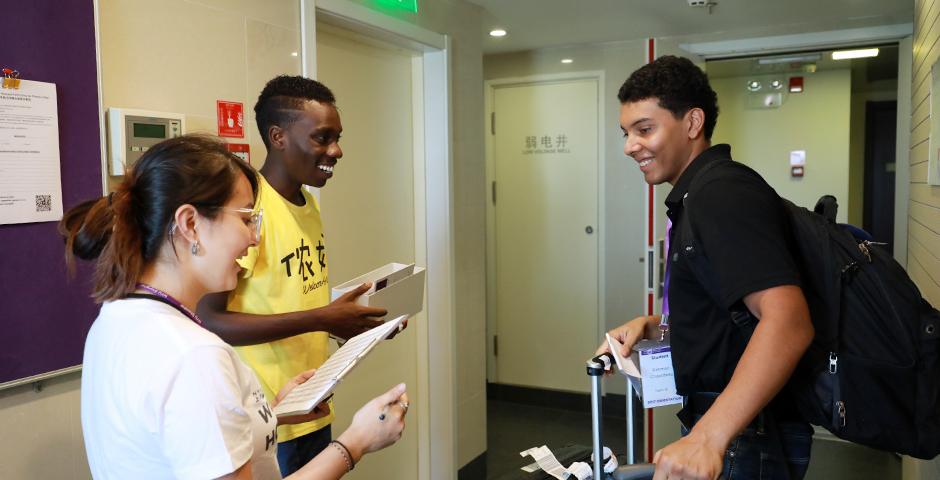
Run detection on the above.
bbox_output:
[81,297,281,480]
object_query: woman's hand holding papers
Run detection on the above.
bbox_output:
[335,383,409,464]
[318,283,388,340]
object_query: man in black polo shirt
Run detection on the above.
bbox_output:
[599,56,815,480]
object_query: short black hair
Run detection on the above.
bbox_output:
[617,55,719,140]
[254,75,337,149]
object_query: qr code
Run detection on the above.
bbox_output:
[35,195,51,212]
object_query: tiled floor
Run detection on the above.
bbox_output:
[484,399,901,480]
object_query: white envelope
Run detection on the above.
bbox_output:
[331,262,427,321]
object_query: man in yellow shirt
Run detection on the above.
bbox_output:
[198,75,387,476]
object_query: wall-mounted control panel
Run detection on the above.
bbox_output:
[107,108,185,176]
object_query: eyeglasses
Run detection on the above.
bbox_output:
[220,207,263,242]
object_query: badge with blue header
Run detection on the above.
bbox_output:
[607,334,682,408]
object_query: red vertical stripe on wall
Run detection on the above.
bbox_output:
[645,37,656,465]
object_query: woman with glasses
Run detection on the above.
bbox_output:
[61,135,407,479]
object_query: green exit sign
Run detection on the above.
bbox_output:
[376,0,418,12]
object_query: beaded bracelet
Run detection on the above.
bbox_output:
[330,440,355,472]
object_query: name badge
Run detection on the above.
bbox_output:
[635,339,683,409]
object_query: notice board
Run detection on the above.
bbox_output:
[0,0,102,388]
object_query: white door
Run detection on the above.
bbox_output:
[491,79,599,393]
[316,23,420,479]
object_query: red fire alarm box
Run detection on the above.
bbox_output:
[789,76,804,93]
[791,165,804,177]
[217,100,245,138]
[226,143,251,165]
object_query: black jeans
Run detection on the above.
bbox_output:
[276,425,332,477]
[680,393,813,480]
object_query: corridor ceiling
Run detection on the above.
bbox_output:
[466,0,915,54]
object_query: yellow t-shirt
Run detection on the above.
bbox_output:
[228,176,333,442]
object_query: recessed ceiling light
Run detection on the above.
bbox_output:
[561,58,573,64]
[291,52,298,57]
[832,48,879,60]
[747,80,762,92]
[770,80,783,90]
[489,29,507,37]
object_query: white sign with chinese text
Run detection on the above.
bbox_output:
[0,80,63,224]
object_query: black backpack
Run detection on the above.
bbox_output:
[681,160,940,459]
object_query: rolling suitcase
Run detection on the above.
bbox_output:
[497,353,656,479]
[587,352,656,480]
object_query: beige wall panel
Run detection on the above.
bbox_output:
[911,160,929,183]
[100,0,301,173]
[915,8,939,62]
[912,135,930,164]
[913,18,940,80]
[912,94,929,127]
[189,0,299,29]
[456,392,486,464]
[245,19,302,169]
[712,70,852,222]
[912,115,930,142]
[0,374,89,479]
[911,201,940,232]
[911,183,940,207]
[909,214,940,253]
[916,0,937,40]
[920,13,940,61]
[907,250,940,306]
[912,72,929,111]
[100,0,246,117]
[915,49,940,93]
[912,115,931,145]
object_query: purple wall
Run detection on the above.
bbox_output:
[0,0,102,385]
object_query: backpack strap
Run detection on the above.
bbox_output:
[677,159,756,328]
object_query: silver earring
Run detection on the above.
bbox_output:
[191,242,200,255]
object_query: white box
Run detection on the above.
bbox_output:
[331,262,426,321]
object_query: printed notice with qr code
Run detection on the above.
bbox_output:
[0,79,63,225]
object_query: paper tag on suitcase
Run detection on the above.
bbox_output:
[636,339,683,409]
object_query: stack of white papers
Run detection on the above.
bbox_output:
[273,315,407,417]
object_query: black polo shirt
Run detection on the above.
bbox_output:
[665,144,802,398]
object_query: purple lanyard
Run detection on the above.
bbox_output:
[659,218,672,338]
[135,283,203,325]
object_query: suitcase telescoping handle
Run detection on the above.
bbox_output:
[587,353,614,480]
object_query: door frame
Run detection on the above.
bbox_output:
[484,72,606,384]
[301,2,455,478]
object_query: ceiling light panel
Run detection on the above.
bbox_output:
[831,48,879,60]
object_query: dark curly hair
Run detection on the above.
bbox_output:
[254,75,337,149]
[59,135,258,303]
[617,55,719,140]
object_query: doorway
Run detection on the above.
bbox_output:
[303,1,454,477]
[864,100,898,250]
[486,75,603,393]
[316,22,420,479]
